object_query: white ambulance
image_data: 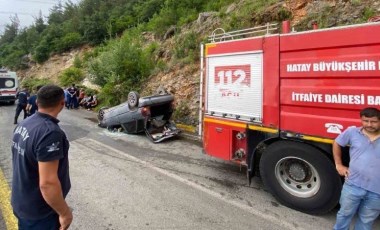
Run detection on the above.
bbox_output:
[0,69,19,104]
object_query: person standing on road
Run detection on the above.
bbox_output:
[14,88,30,124]
[333,107,380,230]
[26,85,43,116]
[11,84,73,230]
[66,84,78,109]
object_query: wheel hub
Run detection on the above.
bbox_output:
[287,162,308,182]
[275,157,321,198]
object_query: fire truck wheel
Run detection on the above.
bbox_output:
[260,141,342,214]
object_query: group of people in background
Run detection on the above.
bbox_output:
[64,84,98,111]
[14,84,98,124]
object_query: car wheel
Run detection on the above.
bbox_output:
[156,86,168,95]
[97,107,109,122]
[259,141,341,214]
[128,91,140,108]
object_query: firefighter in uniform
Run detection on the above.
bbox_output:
[14,88,29,124]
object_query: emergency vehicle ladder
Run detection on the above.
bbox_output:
[208,23,278,43]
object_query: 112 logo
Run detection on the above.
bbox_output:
[214,65,251,87]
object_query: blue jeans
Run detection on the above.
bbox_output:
[334,182,380,230]
[15,212,60,230]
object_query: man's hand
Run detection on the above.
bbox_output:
[59,207,73,230]
[336,164,349,178]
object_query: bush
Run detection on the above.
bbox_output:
[59,67,85,86]
[173,100,191,121]
[33,40,51,63]
[87,31,154,106]
[363,7,376,21]
[56,32,82,52]
[84,88,98,97]
[21,78,53,92]
[73,55,82,68]
[174,32,199,64]
[205,0,235,11]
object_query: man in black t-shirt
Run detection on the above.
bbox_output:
[14,88,30,124]
[11,85,73,230]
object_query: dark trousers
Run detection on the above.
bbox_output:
[14,103,27,123]
[67,96,78,109]
[16,213,60,230]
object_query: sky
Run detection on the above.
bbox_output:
[0,0,81,34]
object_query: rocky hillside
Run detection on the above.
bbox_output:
[17,0,380,129]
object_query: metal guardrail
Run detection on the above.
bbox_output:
[208,23,278,42]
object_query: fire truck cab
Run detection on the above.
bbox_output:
[201,21,380,214]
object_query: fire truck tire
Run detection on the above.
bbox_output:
[260,141,341,214]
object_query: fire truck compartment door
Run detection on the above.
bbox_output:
[204,122,231,161]
[206,52,263,122]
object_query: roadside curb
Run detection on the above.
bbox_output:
[176,124,197,133]
[176,124,202,146]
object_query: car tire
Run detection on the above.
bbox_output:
[97,107,109,122]
[259,141,341,214]
[128,91,140,108]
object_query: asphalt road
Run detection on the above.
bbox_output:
[1,102,379,230]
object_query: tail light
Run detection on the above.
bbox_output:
[141,106,150,117]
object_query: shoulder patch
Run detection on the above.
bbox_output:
[46,142,60,152]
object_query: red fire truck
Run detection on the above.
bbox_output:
[201,21,380,214]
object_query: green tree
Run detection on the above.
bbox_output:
[0,15,20,44]
[59,67,85,86]
[80,12,108,45]
[48,1,64,25]
[33,11,47,34]
[88,32,154,105]
[33,39,50,63]
[56,32,82,52]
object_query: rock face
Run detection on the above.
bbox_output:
[17,46,91,83]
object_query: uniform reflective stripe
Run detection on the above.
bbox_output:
[204,117,247,128]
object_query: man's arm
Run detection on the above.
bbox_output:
[332,141,349,177]
[39,160,72,229]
